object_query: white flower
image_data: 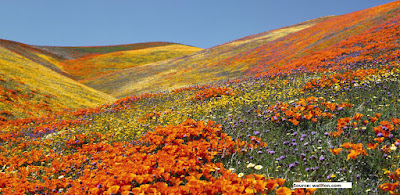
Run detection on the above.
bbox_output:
[247,163,256,168]
[254,165,263,170]
[238,173,244,177]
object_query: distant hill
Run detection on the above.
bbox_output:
[34,42,177,59]
[0,40,201,119]
[83,1,400,98]
[81,16,332,97]
[61,44,202,80]
[0,45,115,119]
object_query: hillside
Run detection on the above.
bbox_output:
[1,1,400,194]
[0,39,70,77]
[0,46,115,119]
[84,1,400,98]
[35,42,177,59]
[0,41,202,119]
[61,44,203,80]
[83,16,329,97]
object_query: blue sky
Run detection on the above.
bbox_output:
[0,0,395,48]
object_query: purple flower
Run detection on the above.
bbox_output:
[319,156,325,162]
[254,131,260,136]
[293,132,298,136]
[327,175,332,180]
[292,142,297,147]
[304,142,309,146]
[305,167,310,172]
[300,153,306,159]
[292,139,296,142]
[389,134,394,138]
[311,131,316,135]
[301,134,307,138]
[289,163,295,169]
[338,107,343,111]
[324,132,329,136]
[257,151,263,154]
[395,142,400,147]
[377,133,384,137]
[300,138,304,141]
[310,155,316,160]
[268,150,276,155]
[318,140,322,143]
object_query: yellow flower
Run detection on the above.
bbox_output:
[254,165,263,170]
[390,144,397,151]
[238,173,244,178]
[383,169,391,175]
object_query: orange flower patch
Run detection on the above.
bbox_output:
[190,87,234,101]
[0,119,284,194]
[330,148,343,155]
[260,96,352,127]
[339,142,369,160]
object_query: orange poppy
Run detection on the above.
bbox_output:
[330,148,343,155]
[276,187,293,195]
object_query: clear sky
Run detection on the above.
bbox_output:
[0,0,396,48]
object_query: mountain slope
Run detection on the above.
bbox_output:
[0,46,115,119]
[82,17,327,97]
[84,1,400,98]
[34,42,177,59]
[61,44,203,80]
[0,39,70,77]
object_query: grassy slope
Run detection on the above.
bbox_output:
[0,39,69,77]
[85,1,400,98]
[83,18,324,98]
[62,44,203,80]
[0,46,115,119]
[34,42,176,59]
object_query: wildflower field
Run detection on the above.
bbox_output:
[1,1,400,194]
[1,58,400,194]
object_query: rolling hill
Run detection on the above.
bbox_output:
[2,1,400,194]
[82,16,330,97]
[61,44,203,80]
[0,45,115,119]
[83,1,400,98]
[0,41,202,119]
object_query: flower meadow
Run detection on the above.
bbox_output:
[1,1,400,194]
[0,58,400,194]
